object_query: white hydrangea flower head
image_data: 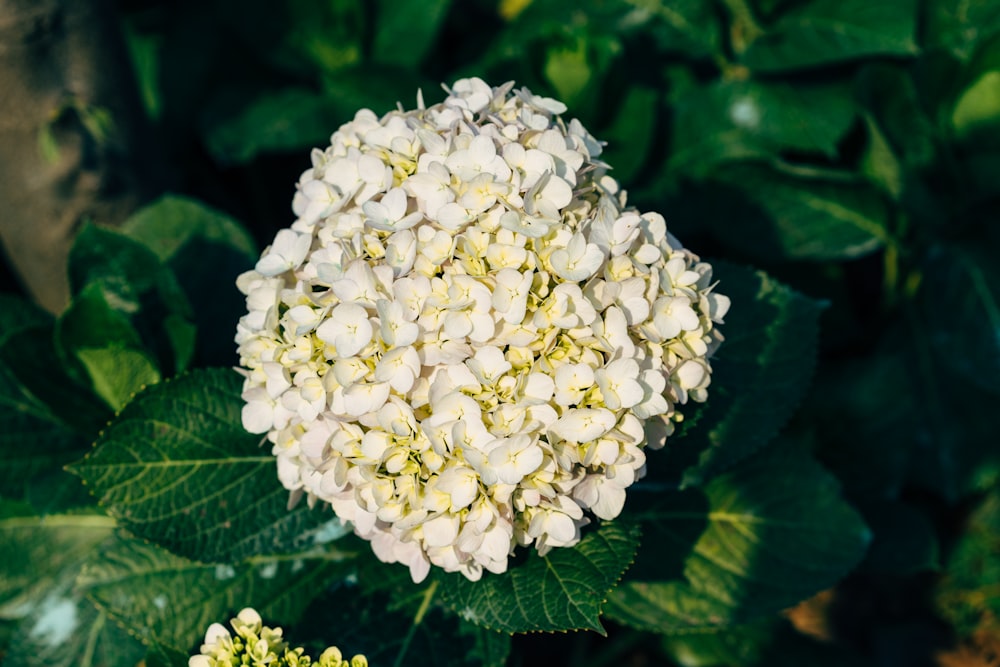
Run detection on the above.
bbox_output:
[236,78,730,583]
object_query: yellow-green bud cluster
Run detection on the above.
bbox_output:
[188,608,367,667]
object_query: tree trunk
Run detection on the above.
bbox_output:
[0,0,151,313]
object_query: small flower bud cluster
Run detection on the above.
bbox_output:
[236,78,730,582]
[188,607,367,667]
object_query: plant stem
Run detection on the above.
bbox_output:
[392,580,439,667]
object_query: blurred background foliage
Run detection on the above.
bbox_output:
[2,0,1000,665]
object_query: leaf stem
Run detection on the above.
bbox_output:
[392,579,438,667]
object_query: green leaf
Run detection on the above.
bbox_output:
[935,490,1000,636]
[741,0,919,72]
[68,225,188,314]
[436,521,640,634]
[122,18,163,120]
[0,506,145,667]
[859,113,905,199]
[670,79,856,176]
[67,224,194,376]
[3,595,145,667]
[163,314,198,375]
[953,70,1000,147]
[669,263,824,486]
[57,284,162,410]
[77,347,162,412]
[544,34,596,108]
[700,162,891,261]
[69,368,329,563]
[121,194,257,367]
[372,0,452,68]
[121,194,257,263]
[606,444,870,632]
[0,507,115,618]
[79,536,354,652]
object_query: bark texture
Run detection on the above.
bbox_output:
[0,0,149,312]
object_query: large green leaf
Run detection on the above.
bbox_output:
[741,0,919,72]
[372,0,452,68]
[79,536,354,653]
[700,162,891,261]
[3,579,145,667]
[0,506,145,667]
[656,263,823,486]
[435,521,640,634]
[606,444,870,632]
[0,506,115,618]
[69,368,329,563]
[670,79,856,176]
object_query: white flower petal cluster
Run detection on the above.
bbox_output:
[236,78,730,583]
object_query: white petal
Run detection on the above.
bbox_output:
[423,513,460,547]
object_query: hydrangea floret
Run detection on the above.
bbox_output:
[236,77,730,583]
[188,607,367,667]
